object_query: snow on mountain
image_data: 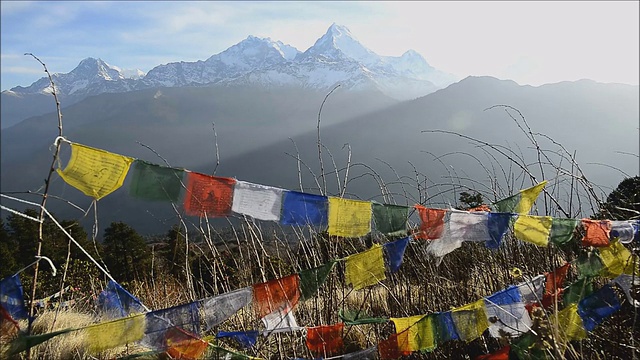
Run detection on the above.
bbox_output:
[4,24,456,101]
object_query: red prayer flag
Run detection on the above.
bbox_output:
[306,323,345,357]
[378,333,402,360]
[581,219,611,247]
[414,205,446,240]
[542,263,571,308]
[183,172,235,217]
[475,345,511,360]
[1,303,20,334]
[252,274,301,319]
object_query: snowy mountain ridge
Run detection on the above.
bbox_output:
[4,23,457,101]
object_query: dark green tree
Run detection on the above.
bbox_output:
[102,221,151,283]
[0,218,18,279]
[458,191,484,210]
[595,176,640,220]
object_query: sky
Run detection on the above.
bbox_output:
[1,1,638,91]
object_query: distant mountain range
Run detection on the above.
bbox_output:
[1,24,456,129]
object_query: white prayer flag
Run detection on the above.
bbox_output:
[261,303,302,334]
[232,181,284,221]
[201,287,253,329]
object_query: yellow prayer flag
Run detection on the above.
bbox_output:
[553,303,587,343]
[391,314,435,353]
[57,143,134,200]
[328,197,372,237]
[451,299,489,342]
[85,314,145,353]
[345,244,386,290]
[516,181,547,214]
[598,240,638,278]
[514,215,552,246]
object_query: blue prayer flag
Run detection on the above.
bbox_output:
[0,275,28,320]
[485,285,522,306]
[280,191,328,227]
[97,280,146,318]
[486,213,513,249]
[141,302,201,351]
[216,330,259,348]
[577,284,621,332]
[433,311,459,343]
[383,237,410,273]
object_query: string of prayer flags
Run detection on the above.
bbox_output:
[432,312,460,344]
[252,274,300,319]
[56,142,134,200]
[328,197,372,237]
[483,286,531,337]
[514,215,552,247]
[549,218,580,246]
[129,160,185,202]
[613,274,640,307]
[577,284,621,331]
[216,330,260,348]
[141,302,202,351]
[390,314,435,354]
[451,299,490,342]
[165,327,209,360]
[383,236,410,273]
[96,280,145,319]
[85,314,146,354]
[426,211,491,258]
[486,213,513,249]
[305,323,344,357]
[345,243,386,290]
[414,205,446,240]
[581,219,611,247]
[231,181,284,221]
[183,172,235,217]
[262,304,300,333]
[201,287,253,330]
[0,275,28,321]
[299,261,337,300]
[598,240,637,278]
[493,181,547,215]
[372,203,409,236]
[553,303,587,343]
[280,191,328,227]
[542,263,571,308]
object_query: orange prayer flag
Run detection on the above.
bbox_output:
[581,219,611,247]
[165,327,209,360]
[252,274,300,319]
[542,263,571,308]
[183,172,235,217]
[414,206,446,240]
[306,323,344,357]
[475,345,511,360]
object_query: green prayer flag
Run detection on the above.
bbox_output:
[549,218,579,246]
[563,278,594,306]
[299,261,336,300]
[9,328,74,355]
[129,160,185,202]
[511,331,551,360]
[493,194,520,213]
[339,308,388,325]
[576,252,604,278]
[372,203,409,236]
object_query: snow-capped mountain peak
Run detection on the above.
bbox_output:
[297,23,378,65]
